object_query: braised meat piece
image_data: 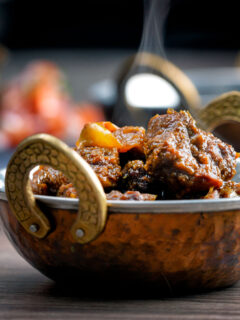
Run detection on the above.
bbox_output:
[121,160,153,193]
[204,181,240,199]
[144,110,237,196]
[106,190,157,201]
[31,166,69,195]
[113,126,145,155]
[57,183,77,198]
[77,146,121,189]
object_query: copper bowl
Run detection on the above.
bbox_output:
[1,134,240,294]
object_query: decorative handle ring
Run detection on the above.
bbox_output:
[199,91,240,131]
[5,134,107,244]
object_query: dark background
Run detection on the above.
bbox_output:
[0,0,239,50]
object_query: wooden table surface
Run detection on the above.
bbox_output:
[1,229,240,320]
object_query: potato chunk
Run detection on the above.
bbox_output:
[76,122,122,149]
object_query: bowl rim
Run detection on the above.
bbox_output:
[1,190,240,213]
[1,166,240,214]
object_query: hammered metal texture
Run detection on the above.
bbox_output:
[1,200,240,292]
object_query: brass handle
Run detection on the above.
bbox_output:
[133,53,201,114]
[199,91,240,131]
[117,52,201,115]
[5,134,107,244]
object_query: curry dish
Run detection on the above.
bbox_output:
[31,109,240,200]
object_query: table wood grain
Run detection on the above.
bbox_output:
[1,228,240,320]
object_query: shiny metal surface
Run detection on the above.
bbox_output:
[1,137,240,292]
[1,175,240,214]
[113,52,201,127]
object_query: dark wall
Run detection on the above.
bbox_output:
[0,0,240,49]
[167,0,240,48]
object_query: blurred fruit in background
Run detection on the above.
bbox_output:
[0,61,105,149]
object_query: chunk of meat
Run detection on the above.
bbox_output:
[31,166,69,195]
[106,190,157,201]
[121,160,153,193]
[204,181,240,199]
[77,146,121,189]
[113,126,145,154]
[57,183,77,198]
[144,110,237,196]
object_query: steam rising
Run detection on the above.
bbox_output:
[124,0,178,111]
[139,0,170,57]
[114,0,173,126]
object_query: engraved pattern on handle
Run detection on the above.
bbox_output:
[5,134,107,243]
[199,91,240,131]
